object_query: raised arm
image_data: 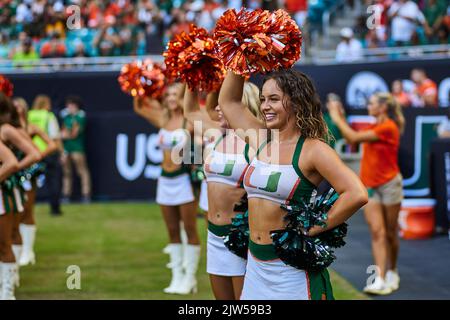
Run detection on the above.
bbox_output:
[218,71,265,149]
[306,141,368,236]
[328,100,378,144]
[133,96,165,128]
[28,124,57,158]
[183,88,221,133]
[205,91,220,122]
[1,124,41,170]
[0,141,19,182]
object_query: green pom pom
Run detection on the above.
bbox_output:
[224,211,249,259]
[272,188,347,271]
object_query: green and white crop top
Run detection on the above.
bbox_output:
[157,128,189,150]
[243,137,316,205]
[204,134,250,188]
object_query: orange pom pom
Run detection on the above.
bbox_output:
[214,8,302,76]
[0,75,14,97]
[118,59,166,99]
[163,24,225,92]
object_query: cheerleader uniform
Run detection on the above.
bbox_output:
[155,126,195,206]
[1,149,26,215]
[0,179,24,215]
[204,134,249,277]
[240,137,334,300]
[198,136,217,212]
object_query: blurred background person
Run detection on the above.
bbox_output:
[329,92,405,295]
[39,31,67,59]
[388,0,427,46]
[391,80,412,108]
[336,28,363,63]
[423,0,447,44]
[28,95,63,216]
[11,37,39,68]
[410,68,438,107]
[324,93,345,149]
[60,95,91,204]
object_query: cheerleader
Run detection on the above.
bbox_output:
[183,83,261,300]
[133,83,201,295]
[12,97,57,268]
[218,70,368,300]
[328,93,405,295]
[0,92,41,299]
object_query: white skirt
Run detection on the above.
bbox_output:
[199,180,208,212]
[240,252,310,300]
[156,173,195,206]
[207,230,247,277]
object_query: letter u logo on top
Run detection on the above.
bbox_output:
[244,166,282,193]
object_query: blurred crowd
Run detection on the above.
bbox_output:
[0,0,448,63]
[0,0,307,61]
[336,0,450,62]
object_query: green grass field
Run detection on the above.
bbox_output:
[16,203,368,300]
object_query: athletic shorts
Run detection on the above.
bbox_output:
[368,173,403,205]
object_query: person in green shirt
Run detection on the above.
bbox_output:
[324,93,344,149]
[60,95,91,203]
[12,37,39,69]
[28,94,64,216]
[424,0,446,43]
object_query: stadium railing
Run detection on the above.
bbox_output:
[0,44,448,72]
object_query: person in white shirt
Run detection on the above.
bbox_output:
[388,0,426,46]
[335,28,364,63]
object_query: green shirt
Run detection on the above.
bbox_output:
[324,113,343,149]
[61,109,86,153]
[424,2,446,27]
[27,110,59,152]
[12,50,40,68]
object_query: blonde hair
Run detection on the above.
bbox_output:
[242,82,262,119]
[374,92,405,133]
[32,94,51,110]
[162,82,185,122]
[13,97,29,112]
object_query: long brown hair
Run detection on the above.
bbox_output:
[374,92,405,133]
[262,69,330,141]
[0,92,20,127]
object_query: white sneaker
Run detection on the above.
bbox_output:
[363,276,393,295]
[386,270,400,291]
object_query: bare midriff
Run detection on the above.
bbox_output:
[248,198,288,245]
[207,182,247,226]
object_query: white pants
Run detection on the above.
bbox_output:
[199,180,208,212]
[206,230,247,276]
[240,252,310,300]
[156,173,195,206]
